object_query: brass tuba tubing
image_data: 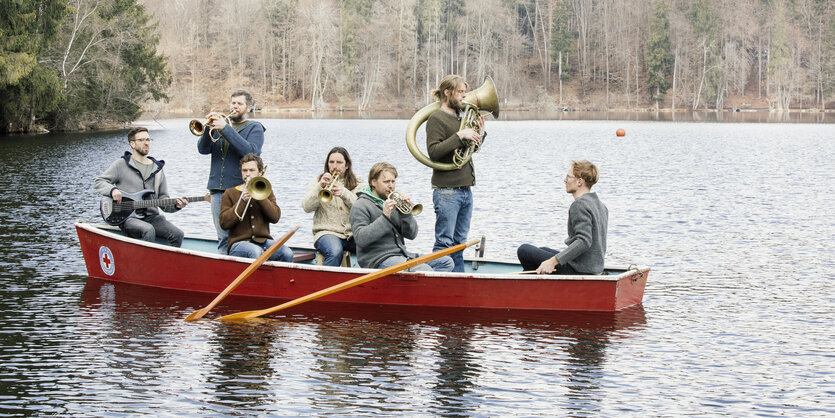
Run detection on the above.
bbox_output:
[389,191,422,216]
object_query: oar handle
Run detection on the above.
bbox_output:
[218,238,481,321]
[184,226,298,321]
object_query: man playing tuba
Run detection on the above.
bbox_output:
[425,75,485,272]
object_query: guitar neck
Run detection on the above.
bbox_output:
[128,195,206,210]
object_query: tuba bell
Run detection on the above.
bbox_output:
[405,76,499,171]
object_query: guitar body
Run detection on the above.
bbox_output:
[100,190,155,226]
[100,190,210,226]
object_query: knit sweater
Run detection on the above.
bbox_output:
[301,176,363,244]
[426,109,476,187]
[349,190,418,268]
[197,120,265,191]
[219,186,281,252]
[555,192,608,274]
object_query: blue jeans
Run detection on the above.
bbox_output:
[211,191,228,254]
[314,234,356,267]
[229,238,294,262]
[377,255,454,272]
[432,187,473,272]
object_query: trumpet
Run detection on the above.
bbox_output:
[318,173,341,204]
[234,176,272,221]
[189,112,231,142]
[389,191,422,216]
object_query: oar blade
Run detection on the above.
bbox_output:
[184,308,209,322]
[182,226,298,321]
[216,310,264,321]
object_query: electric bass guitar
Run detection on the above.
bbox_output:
[100,189,210,226]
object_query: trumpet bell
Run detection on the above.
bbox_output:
[247,176,272,200]
[463,76,500,119]
[189,119,206,136]
[318,189,333,204]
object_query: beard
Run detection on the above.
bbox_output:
[229,112,245,123]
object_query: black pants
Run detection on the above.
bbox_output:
[516,244,579,275]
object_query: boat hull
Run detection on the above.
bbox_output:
[76,223,648,312]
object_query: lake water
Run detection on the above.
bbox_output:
[0,118,833,415]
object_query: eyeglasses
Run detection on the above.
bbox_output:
[564,174,577,181]
[131,138,152,143]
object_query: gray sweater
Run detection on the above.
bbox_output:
[555,192,608,274]
[94,152,178,217]
[350,191,419,268]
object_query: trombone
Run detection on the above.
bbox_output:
[389,191,422,216]
[234,176,272,221]
[189,112,230,142]
[318,173,341,204]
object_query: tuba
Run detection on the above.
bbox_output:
[389,191,422,216]
[234,176,272,221]
[405,76,499,171]
[189,112,230,142]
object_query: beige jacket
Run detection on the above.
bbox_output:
[301,176,363,244]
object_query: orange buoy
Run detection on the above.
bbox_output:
[616,128,626,137]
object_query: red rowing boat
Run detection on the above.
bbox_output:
[75,222,649,312]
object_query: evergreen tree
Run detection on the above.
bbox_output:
[645,0,672,107]
[551,0,572,82]
[0,0,68,133]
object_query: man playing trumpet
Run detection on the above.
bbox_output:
[350,162,453,272]
[197,89,265,253]
[220,153,293,262]
[302,147,363,267]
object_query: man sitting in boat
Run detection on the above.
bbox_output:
[517,160,608,275]
[301,147,363,266]
[219,153,294,262]
[94,127,189,247]
[350,162,453,272]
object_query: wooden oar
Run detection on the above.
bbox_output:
[217,238,480,321]
[184,226,299,321]
[510,270,539,275]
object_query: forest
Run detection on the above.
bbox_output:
[1,0,833,133]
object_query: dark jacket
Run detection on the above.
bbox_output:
[197,121,265,191]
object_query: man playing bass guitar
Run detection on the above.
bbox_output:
[94,127,189,247]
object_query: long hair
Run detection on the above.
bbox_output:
[320,146,359,191]
[431,75,466,103]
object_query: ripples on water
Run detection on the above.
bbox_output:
[0,119,833,415]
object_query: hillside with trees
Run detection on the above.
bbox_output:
[2,0,833,133]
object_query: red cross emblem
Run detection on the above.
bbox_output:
[98,246,115,276]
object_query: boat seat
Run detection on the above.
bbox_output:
[315,251,351,267]
[292,252,316,263]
